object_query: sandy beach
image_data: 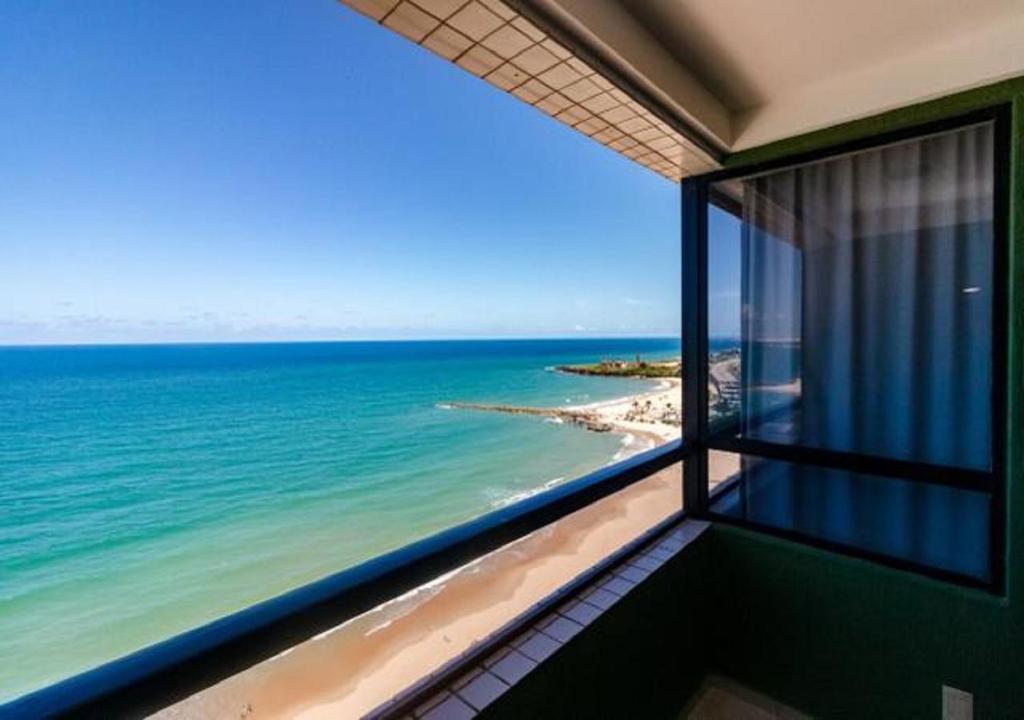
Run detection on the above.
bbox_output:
[566,376,737,485]
[152,372,747,720]
[154,463,683,719]
[154,379,689,719]
[571,376,683,446]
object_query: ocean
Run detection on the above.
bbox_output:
[0,337,683,702]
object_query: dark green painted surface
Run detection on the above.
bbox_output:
[485,77,1024,719]
[481,532,712,720]
[709,76,1024,720]
[708,526,1022,719]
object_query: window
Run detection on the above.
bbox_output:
[686,110,1008,588]
[0,1,688,711]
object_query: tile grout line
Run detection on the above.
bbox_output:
[379,518,710,719]
[351,0,716,181]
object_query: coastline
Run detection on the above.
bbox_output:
[155,379,685,719]
[449,375,683,461]
[155,465,682,720]
[568,376,682,445]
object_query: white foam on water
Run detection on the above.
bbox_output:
[611,433,636,462]
[491,476,568,509]
[282,530,545,656]
[607,432,656,465]
[296,563,468,650]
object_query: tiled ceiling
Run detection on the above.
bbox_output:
[341,0,720,181]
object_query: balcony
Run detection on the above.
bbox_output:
[3,1,1023,718]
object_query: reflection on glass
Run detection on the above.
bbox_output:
[707,202,742,429]
[709,122,995,470]
[710,452,991,581]
[708,449,741,492]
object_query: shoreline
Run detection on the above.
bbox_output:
[154,378,685,719]
[154,464,683,720]
[567,376,682,445]
[460,376,682,512]
[447,374,683,448]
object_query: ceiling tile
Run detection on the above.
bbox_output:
[511,44,559,74]
[600,105,635,123]
[422,24,473,60]
[383,2,440,42]
[481,24,533,58]
[647,135,677,151]
[576,117,609,135]
[340,0,718,181]
[535,92,572,114]
[555,105,590,125]
[538,62,582,90]
[561,77,602,103]
[580,92,618,114]
[510,16,545,41]
[541,38,572,60]
[478,0,515,20]
[410,0,466,20]
[448,1,504,40]
[345,0,401,20]
[456,44,503,76]
[486,62,529,90]
[619,116,651,133]
[633,126,663,143]
[512,78,553,103]
[594,128,625,144]
[565,57,592,77]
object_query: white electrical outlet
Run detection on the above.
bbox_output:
[942,685,973,720]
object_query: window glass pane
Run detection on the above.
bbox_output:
[707,199,742,430]
[710,122,994,469]
[709,451,991,581]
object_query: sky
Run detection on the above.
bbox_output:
[0,0,738,345]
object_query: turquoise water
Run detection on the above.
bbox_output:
[0,337,679,702]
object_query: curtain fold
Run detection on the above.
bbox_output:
[738,122,994,470]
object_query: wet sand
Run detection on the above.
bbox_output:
[154,463,683,719]
[150,376,742,720]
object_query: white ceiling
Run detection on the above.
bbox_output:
[624,0,1024,111]
[533,0,1024,152]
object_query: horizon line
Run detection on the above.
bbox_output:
[0,334,705,350]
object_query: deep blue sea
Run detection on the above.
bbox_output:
[0,337,687,702]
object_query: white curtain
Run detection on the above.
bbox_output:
[739,121,994,470]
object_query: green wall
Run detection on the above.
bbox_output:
[482,533,712,719]
[484,78,1024,719]
[708,77,1024,719]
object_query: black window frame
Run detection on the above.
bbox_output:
[682,105,1011,593]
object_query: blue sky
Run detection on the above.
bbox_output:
[0,0,736,344]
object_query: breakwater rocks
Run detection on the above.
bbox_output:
[444,402,614,432]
